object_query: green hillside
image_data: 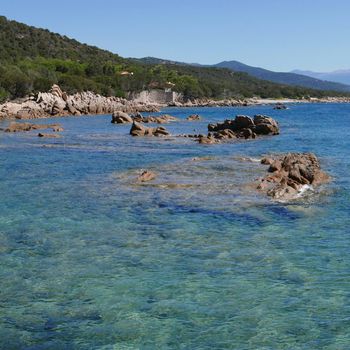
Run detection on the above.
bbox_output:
[0,16,347,102]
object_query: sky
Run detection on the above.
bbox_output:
[1,0,349,72]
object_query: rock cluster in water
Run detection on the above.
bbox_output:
[0,85,160,120]
[130,122,170,137]
[195,115,279,144]
[3,122,63,133]
[257,153,330,200]
[111,111,177,124]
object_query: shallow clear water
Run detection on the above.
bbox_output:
[0,104,350,349]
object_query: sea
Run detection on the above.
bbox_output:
[0,103,349,349]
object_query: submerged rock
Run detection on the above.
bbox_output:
[38,133,61,138]
[52,126,64,132]
[258,153,330,200]
[198,135,217,144]
[4,122,62,133]
[137,170,157,182]
[186,114,201,121]
[273,103,288,110]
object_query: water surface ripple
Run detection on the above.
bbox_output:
[0,104,350,349]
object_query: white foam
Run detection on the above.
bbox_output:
[249,157,261,163]
[296,184,313,198]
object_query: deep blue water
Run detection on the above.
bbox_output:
[0,104,350,349]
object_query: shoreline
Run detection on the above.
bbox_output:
[1,85,350,121]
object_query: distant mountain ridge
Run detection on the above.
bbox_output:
[213,61,350,92]
[135,57,350,92]
[292,69,350,86]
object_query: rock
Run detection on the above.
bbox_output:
[208,114,279,138]
[267,184,299,201]
[132,112,143,122]
[130,121,148,136]
[51,99,67,115]
[208,120,234,132]
[137,170,157,182]
[4,122,62,132]
[261,157,274,165]
[238,128,255,139]
[38,133,61,138]
[130,122,170,137]
[5,122,34,132]
[134,114,177,124]
[50,84,64,98]
[66,101,79,115]
[215,129,236,139]
[52,126,64,132]
[273,103,288,110]
[187,114,201,121]
[257,153,330,200]
[154,126,169,136]
[198,135,216,144]
[234,115,254,129]
[253,115,279,135]
[111,111,133,124]
[0,85,160,120]
[201,114,279,144]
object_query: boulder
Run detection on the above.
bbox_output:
[51,99,67,115]
[234,115,254,129]
[111,111,133,124]
[253,115,279,135]
[50,84,64,98]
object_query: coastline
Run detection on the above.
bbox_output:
[1,85,350,121]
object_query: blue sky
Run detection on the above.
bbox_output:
[1,0,349,72]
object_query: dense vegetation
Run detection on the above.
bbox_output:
[0,16,348,103]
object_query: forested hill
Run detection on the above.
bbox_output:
[0,16,347,102]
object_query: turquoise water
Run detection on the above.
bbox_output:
[0,104,350,349]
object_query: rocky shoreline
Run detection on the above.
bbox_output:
[169,96,350,108]
[0,85,160,120]
[1,85,350,120]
